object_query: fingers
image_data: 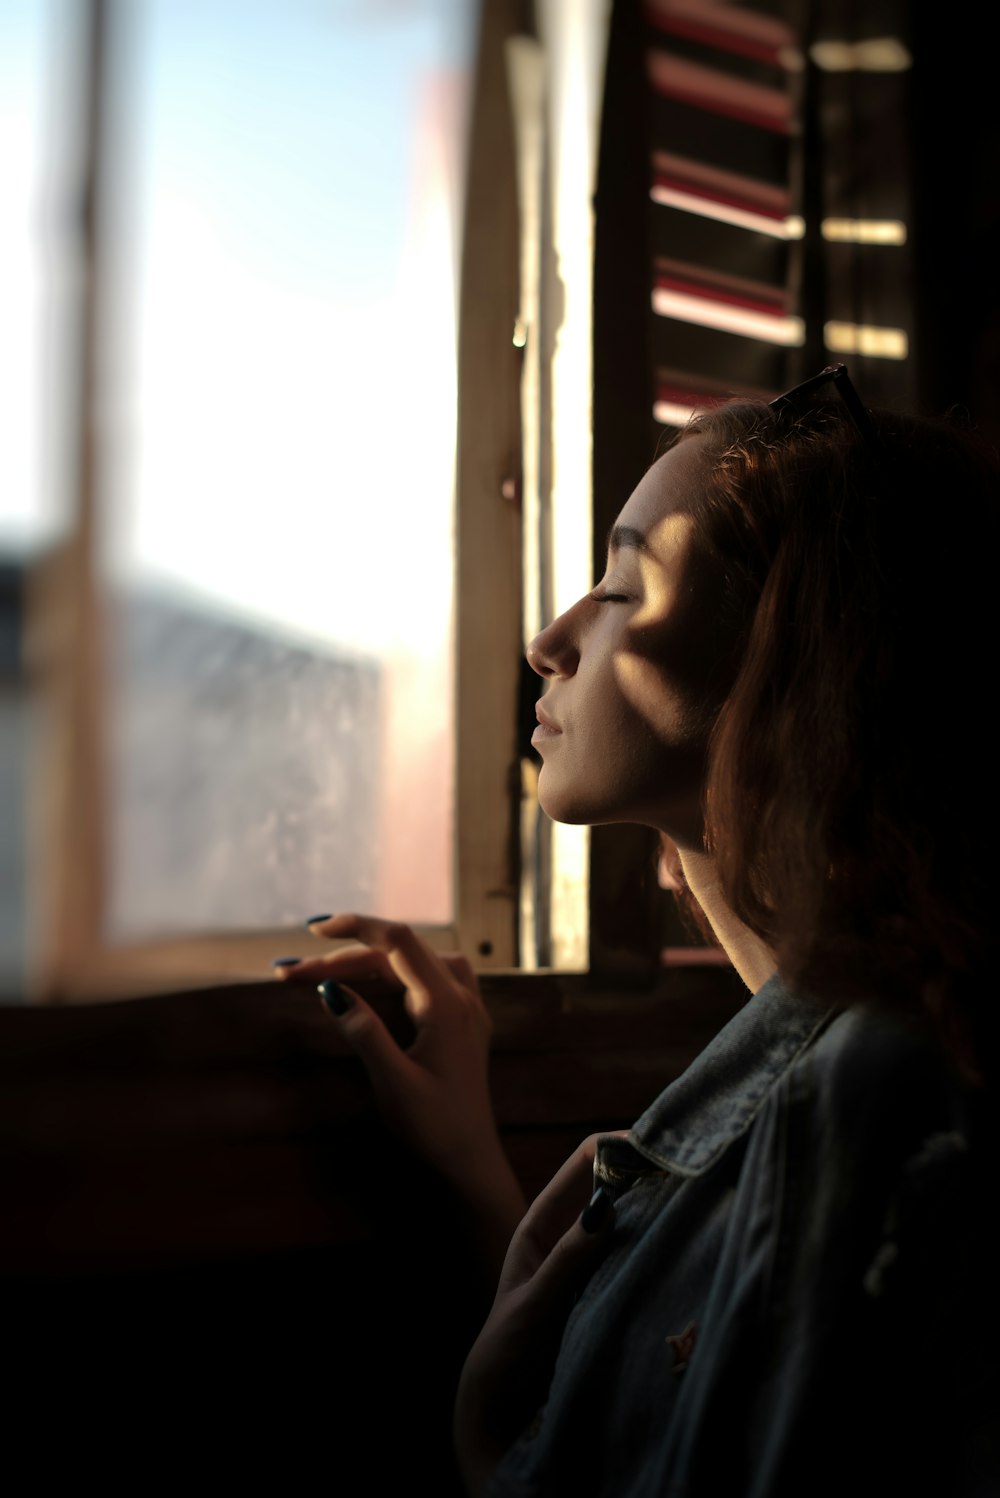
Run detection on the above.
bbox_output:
[303,914,475,1020]
[274,944,478,995]
[273,945,401,989]
[500,1135,604,1289]
[454,1138,616,1496]
[440,951,479,992]
[275,914,480,995]
[315,980,411,1096]
[510,1185,614,1311]
[308,913,449,991]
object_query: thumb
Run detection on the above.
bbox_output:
[317,979,410,1093]
[455,1189,615,1495]
[535,1186,616,1290]
[500,1187,615,1310]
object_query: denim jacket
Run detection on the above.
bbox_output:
[487,973,999,1498]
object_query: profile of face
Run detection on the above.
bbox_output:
[526,434,741,852]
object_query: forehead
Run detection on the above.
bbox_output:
[614,434,710,550]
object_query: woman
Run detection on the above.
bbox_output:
[275,367,1000,1495]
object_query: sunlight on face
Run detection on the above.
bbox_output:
[527,435,740,850]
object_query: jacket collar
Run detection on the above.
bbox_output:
[627,972,837,1176]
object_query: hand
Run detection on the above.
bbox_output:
[274,913,527,1274]
[453,1134,618,1497]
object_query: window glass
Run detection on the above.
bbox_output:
[0,0,78,557]
[0,0,80,996]
[100,0,473,938]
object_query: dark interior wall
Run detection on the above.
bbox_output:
[596,0,1000,461]
[1,967,746,1489]
[910,6,1000,445]
[808,0,1000,439]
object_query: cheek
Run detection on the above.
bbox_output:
[611,647,708,746]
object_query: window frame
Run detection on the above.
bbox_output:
[20,0,720,1006]
[22,0,525,1002]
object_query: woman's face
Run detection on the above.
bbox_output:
[527,433,740,851]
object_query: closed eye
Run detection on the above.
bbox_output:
[590,590,631,603]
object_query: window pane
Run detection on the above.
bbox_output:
[0,0,80,995]
[0,0,77,557]
[100,0,472,938]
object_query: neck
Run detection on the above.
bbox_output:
[677,848,777,994]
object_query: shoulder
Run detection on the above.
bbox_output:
[786,995,966,1151]
[795,1003,1000,1484]
[767,993,998,1311]
[746,991,990,1262]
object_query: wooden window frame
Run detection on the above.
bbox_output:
[22,0,525,1002]
[20,0,716,1005]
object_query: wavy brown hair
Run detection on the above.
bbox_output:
[673,396,1000,1081]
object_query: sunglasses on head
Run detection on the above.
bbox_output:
[769,362,880,451]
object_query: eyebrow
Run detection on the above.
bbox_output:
[606,522,649,555]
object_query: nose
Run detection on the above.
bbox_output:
[526,609,580,679]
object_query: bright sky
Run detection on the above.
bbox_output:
[0,0,473,657]
[0,0,49,555]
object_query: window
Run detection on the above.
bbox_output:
[7,0,810,1006]
[5,0,532,1000]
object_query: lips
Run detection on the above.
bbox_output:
[534,702,562,733]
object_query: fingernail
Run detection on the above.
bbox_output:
[319,980,353,1016]
[305,913,333,927]
[271,956,301,967]
[580,1188,612,1234]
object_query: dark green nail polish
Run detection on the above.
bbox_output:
[319,980,353,1016]
[272,956,301,967]
[581,1187,612,1234]
[305,913,333,927]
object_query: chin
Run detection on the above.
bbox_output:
[537,777,630,828]
[538,768,702,841]
[537,794,589,825]
[537,784,591,826]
